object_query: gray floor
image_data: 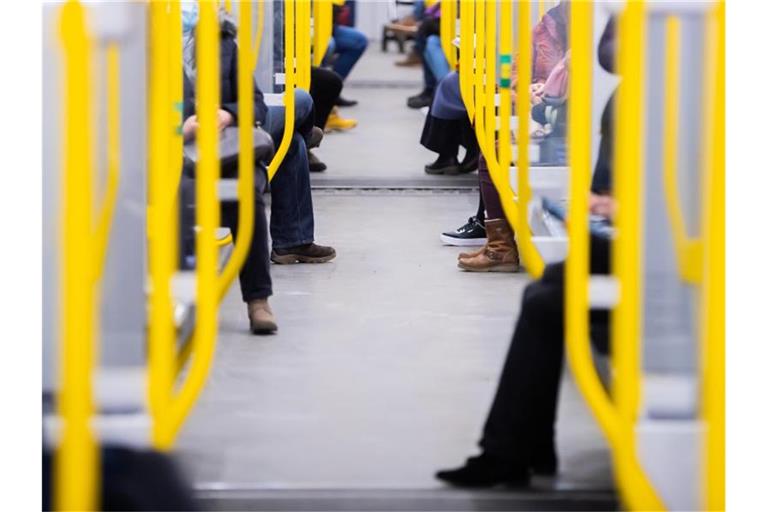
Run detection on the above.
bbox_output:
[176,49,611,496]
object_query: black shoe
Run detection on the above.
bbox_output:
[308,151,327,173]
[407,90,434,109]
[436,454,530,488]
[271,243,336,264]
[307,126,324,149]
[335,96,358,107]
[425,155,460,175]
[440,216,487,246]
[459,149,480,173]
[531,444,558,476]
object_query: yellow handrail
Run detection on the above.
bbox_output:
[313,0,333,67]
[514,0,545,278]
[612,2,667,509]
[662,16,702,285]
[267,0,296,181]
[56,1,100,509]
[700,1,725,509]
[148,0,178,450]
[439,0,457,70]
[458,0,475,121]
[217,0,256,303]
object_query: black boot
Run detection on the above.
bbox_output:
[425,154,460,175]
[407,89,434,109]
[436,453,530,488]
[459,145,480,173]
[334,96,358,107]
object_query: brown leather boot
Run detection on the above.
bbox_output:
[247,298,277,334]
[457,219,520,272]
[458,243,486,260]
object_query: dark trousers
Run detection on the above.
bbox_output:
[310,67,343,128]
[413,16,441,90]
[420,113,478,159]
[480,236,611,464]
[219,165,272,302]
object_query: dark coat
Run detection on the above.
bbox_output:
[183,31,268,125]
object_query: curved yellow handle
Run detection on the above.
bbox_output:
[662,16,702,285]
[439,0,457,70]
[700,2,725,509]
[217,0,256,303]
[56,2,100,509]
[267,0,296,181]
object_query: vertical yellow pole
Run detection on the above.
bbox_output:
[268,0,297,181]
[459,0,475,120]
[148,0,176,449]
[516,0,545,278]
[56,1,99,510]
[440,0,457,70]
[497,0,512,177]
[296,0,312,89]
[701,1,725,509]
[484,0,497,167]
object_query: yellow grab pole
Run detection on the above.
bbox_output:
[313,0,333,67]
[612,2,667,509]
[484,0,497,167]
[147,0,176,450]
[161,0,221,448]
[439,0,457,70]
[56,2,99,510]
[700,1,725,509]
[296,0,312,89]
[217,0,256,302]
[497,0,512,180]
[662,16,701,284]
[458,0,475,121]
[267,0,297,181]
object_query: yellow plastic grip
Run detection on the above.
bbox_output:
[56,2,100,509]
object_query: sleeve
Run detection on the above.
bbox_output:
[220,44,240,121]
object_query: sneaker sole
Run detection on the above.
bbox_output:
[440,234,487,247]
[457,262,520,272]
[271,251,337,265]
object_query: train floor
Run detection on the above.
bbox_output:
[175,49,615,511]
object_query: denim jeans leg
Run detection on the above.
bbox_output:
[268,133,315,249]
[331,25,368,79]
[424,35,451,83]
[263,89,314,143]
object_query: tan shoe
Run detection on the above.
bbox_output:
[457,219,520,272]
[458,243,487,260]
[395,50,422,67]
[247,298,277,334]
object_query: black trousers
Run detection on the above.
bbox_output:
[180,163,272,303]
[479,236,611,464]
[310,66,343,129]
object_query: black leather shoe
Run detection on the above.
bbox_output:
[308,151,327,173]
[425,155,460,175]
[459,149,480,173]
[407,90,434,109]
[335,96,358,107]
[532,444,558,476]
[436,454,530,488]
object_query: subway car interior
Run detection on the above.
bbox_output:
[38,0,727,510]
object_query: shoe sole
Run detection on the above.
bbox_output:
[250,323,278,335]
[440,234,487,247]
[425,165,461,175]
[271,251,337,265]
[457,262,520,272]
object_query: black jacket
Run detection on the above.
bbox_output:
[183,31,268,126]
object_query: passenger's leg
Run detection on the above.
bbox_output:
[219,165,276,334]
[263,89,315,145]
[423,35,450,84]
[310,67,343,129]
[268,134,336,264]
[330,25,368,80]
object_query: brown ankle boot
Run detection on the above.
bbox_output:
[458,243,487,260]
[457,219,520,272]
[247,298,277,334]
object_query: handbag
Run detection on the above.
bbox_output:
[183,124,274,177]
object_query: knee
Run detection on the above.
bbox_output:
[351,30,368,51]
[425,35,441,52]
[294,88,314,118]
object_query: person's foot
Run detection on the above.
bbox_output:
[334,96,358,107]
[532,446,558,476]
[307,126,324,149]
[459,150,480,173]
[247,298,278,334]
[425,154,460,175]
[458,219,521,272]
[436,454,530,488]
[308,151,327,173]
[441,216,487,246]
[395,50,422,67]
[271,243,337,264]
[407,90,433,109]
[325,108,358,132]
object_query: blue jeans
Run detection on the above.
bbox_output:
[263,89,315,249]
[424,35,450,88]
[329,25,368,79]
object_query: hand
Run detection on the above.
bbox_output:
[182,115,198,142]
[217,109,235,131]
[589,193,616,218]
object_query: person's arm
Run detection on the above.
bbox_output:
[220,43,240,122]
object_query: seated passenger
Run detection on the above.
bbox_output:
[406,3,450,109]
[325,0,368,107]
[436,17,617,487]
[181,5,337,331]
